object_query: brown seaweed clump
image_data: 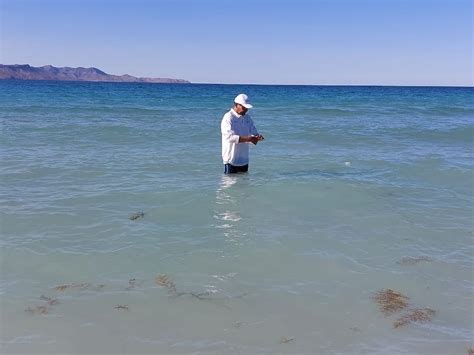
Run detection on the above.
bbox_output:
[373,289,409,316]
[129,211,145,221]
[393,308,436,328]
[53,283,90,292]
[398,256,433,266]
[155,274,177,295]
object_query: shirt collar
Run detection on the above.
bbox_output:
[231,108,243,118]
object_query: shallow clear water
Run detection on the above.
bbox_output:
[1,81,473,354]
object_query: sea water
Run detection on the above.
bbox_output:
[0,81,473,354]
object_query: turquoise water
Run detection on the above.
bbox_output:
[1,81,473,354]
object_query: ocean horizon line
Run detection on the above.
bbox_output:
[1,78,472,88]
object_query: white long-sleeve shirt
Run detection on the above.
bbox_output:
[221,108,259,166]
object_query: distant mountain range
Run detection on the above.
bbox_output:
[0,64,190,83]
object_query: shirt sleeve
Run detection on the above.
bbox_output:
[221,116,240,144]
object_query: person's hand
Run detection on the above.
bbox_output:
[249,135,259,145]
[251,134,265,144]
[241,135,265,145]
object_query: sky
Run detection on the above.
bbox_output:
[1,0,472,86]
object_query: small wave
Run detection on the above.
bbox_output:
[384,125,473,143]
[406,323,473,339]
[294,107,360,117]
[422,106,474,117]
[1,334,56,345]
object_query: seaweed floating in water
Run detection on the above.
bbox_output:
[397,256,433,266]
[54,285,69,292]
[26,294,61,315]
[155,274,177,295]
[373,289,409,316]
[154,274,214,301]
[125,278,144,290]
[181,291,213,300]
[280,337,295,344]
[125,278,137,290]
[373,289,437,330]
[129,211,145,221]
[393,308,436,328]
[114,304,129,311]
[40,295,59,306]
[53,283,90,292]
[25,305,49,315]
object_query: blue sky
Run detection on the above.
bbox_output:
[1,0,472,85]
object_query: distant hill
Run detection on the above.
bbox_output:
[0,64,190,83]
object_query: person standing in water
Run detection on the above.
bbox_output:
[220,94,264,174]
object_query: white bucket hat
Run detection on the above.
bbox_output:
[234,93,253,109]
